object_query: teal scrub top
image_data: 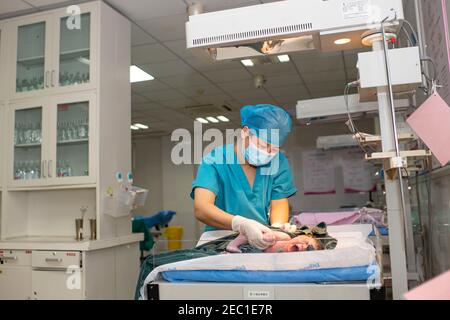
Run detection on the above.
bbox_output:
[191,144,297,231]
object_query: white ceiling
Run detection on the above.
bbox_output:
[0,0,368,136]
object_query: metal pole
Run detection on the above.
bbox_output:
[372,32,409,299]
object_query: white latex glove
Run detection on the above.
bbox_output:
[231,216,274,250]
[271,222,297,233]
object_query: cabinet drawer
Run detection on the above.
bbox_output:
[32,251,81,269]
[0,250,32,266]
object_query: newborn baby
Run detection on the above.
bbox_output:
[226,230,322,253]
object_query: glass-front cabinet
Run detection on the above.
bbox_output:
[9,100,48,187]
[10,4,97,98]
[8,93,96,188]
[10,15,53,97]
[49,93,96,186]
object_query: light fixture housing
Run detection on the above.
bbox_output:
[186,0,403,61]
[130,65,154,83]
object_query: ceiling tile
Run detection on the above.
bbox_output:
[24,0,68,6]
[131,24,157,46]
[217,79,256,93]
[140,60,196,78]
[131,92,150,104]
[202,68,252,83]
[138,14,188,42]
[107,0,187,21]
[160,74,211,89]
[163,40,196,59]
[308,82,346,95]
[246,62,298,77]
[184,57,243,72]
[294,54,344,73]
[132,43,179,64]
[0,0,32,15]
[132,102,163,112]
[185,0,260,12]
[302,70,346,84]
[140,89,186,102]
[267,85,308,99]
[231,89,272,100]
[132,80,170,93]
[265,74,304,89]
[193,93,232,105]
[160,98,198,109]
[177,85,222,98]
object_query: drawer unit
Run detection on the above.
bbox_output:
[32,251,81,270]
[0,249,32,266]
[0,250,33,300]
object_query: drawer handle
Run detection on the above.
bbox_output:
[45,258,62,263]
[0,256,17,261]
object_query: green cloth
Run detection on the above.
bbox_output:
[134,223,337,299]
[132,219,155,252]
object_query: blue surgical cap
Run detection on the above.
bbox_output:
[240,104,293,146]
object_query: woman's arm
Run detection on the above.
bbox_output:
[269,198,290,225]
[194,187,234,230]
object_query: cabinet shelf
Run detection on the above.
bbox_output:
[17,49,90,67]
[60,48,90,62]
[57,138,89,145]
[14,142,42,148]
[17,55,44,66]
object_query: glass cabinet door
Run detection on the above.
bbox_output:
[15,22,47,94]
[13,107,43,181]
[58,13,91,87]
[56,101,89,179]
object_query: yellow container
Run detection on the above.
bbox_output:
[164,226,183,251]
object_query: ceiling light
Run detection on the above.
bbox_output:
[334,38,351,45]
[134,123,149,129]
[206,117,219,123]
[130,125,139,130]
[196,117,209,124]
[130,65,154,83]
[217,116,230,122]
[277,54,290,63]
[241,59,254,67]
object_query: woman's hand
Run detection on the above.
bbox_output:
[232,216,275,250]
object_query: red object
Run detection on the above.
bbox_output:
[391,37,397,44]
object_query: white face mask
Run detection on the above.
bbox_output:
[244,140,278,166]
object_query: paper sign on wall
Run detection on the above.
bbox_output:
[302,149,336,195]
[338,149,377,193]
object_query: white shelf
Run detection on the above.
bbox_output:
[14,142,41,148]
[17,55,44,66]
[57,138,89,145]
[60,48,90,61]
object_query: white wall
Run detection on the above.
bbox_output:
[132,137,163,215]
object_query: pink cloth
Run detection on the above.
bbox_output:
[293,211,361,226]
[404,270,450,300]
